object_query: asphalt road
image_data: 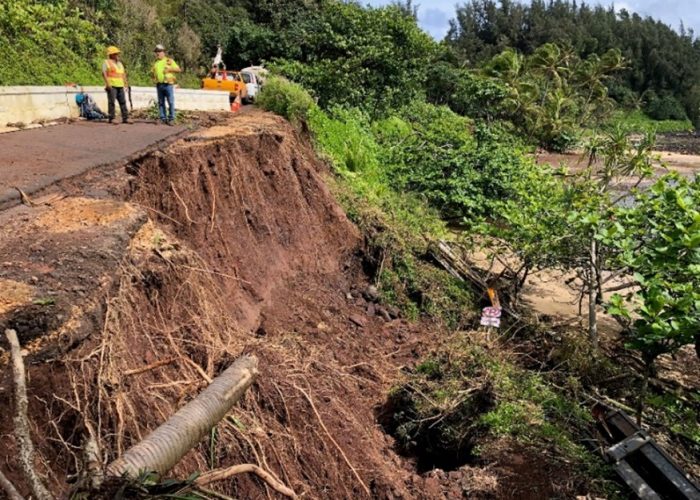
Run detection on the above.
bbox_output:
[0,121,185,208]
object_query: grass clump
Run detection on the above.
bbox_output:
[380,336,615,489]
[607,109,693,134]
[646,392,700,449]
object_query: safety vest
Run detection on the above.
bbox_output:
[153,58,178,84]
[104,59,125,87]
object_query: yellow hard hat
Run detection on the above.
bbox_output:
[106,46,121,56]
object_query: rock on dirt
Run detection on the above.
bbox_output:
[349,314,368,327]
[367,303,376,316]
[363,284,380,302]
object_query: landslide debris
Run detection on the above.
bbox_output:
[0,110,443,498]
[0,109,641,499]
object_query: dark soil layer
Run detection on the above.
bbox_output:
[655,132,700,155]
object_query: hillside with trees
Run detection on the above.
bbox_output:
[4,0,700,129]
[447,0,700,126]
[0,0,698,498]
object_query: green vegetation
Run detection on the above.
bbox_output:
[448,0,700,127]
[0,0,245,86]
[255,76,315,124]
[0,0,103,85]
[647,393,700,445]
[608,110,693,134]
[482,43,624,151]
[380,336,616,493]
[605,173,700,416]
[270,2,436,115]
[374,103,537,220]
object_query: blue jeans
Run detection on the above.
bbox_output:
[156,83,175,122]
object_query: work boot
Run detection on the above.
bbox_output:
[123,119,133,124]
[166,120,174,126]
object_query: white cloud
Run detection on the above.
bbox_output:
[614,1,634,13]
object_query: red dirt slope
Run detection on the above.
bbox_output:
[0,109,593,499]
[0,109,439,498]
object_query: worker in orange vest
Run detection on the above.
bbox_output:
[102,46,131,124]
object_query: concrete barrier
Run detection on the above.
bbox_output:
[0,86,230,126]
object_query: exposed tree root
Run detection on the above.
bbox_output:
[123,357,176,377]
[195,463,296,498]
[5,329,53,500]
[0,469,24,500]
[293,384,371,497]
[169,181,195,224]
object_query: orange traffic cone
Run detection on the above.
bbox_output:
[230,93,241,113]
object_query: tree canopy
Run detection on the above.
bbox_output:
[447,0,700,126]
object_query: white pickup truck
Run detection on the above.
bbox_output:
[240,66,268,103]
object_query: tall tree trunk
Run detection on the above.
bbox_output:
[106,355,258,479]
[588,238,598,350]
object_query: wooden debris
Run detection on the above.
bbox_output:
[195,464,296,498]
[13,187,38,207]
[0,469,24,500]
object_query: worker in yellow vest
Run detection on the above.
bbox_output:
[152,44,181,125]
[101,46,131,124]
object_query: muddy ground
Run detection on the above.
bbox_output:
[0,108,588,499]
[537,132,700,182]
[655,132,700,156]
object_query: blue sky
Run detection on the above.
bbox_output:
[365,1,699,40]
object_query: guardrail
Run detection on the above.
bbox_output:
[0,86,230,126]
[593,403,700,499]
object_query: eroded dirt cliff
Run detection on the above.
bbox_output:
[0,110,450,499]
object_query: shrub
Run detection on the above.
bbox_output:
[256,75,317,123]
[606,109,693,134]
[269,2,437,116]
[373,102,475,211]
[427,62,508,121]
[644,93,688,121]
[608,82,641,110]
[375,102,537,223]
